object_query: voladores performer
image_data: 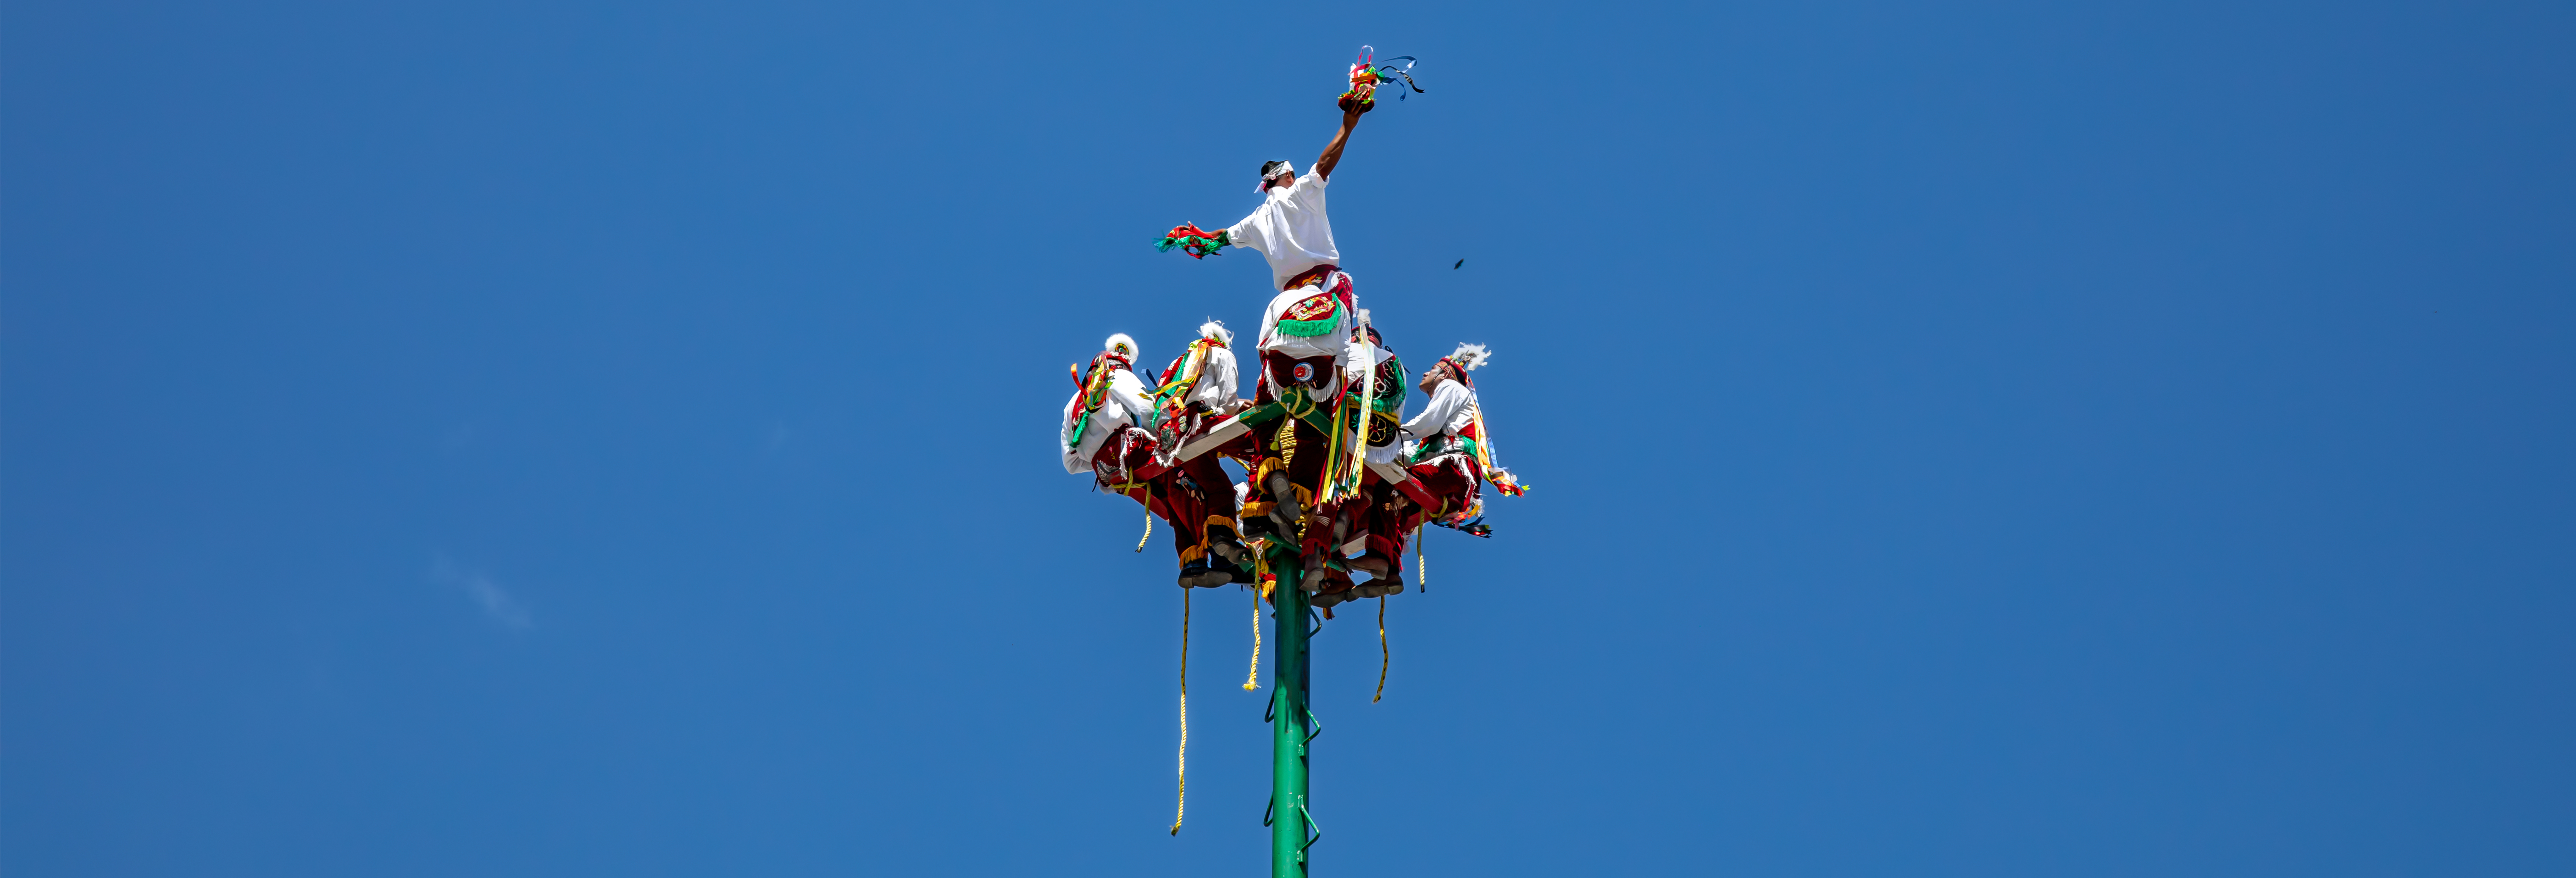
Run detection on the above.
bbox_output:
[1158,83,1379,579]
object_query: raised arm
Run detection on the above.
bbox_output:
[1313,107,1365,181]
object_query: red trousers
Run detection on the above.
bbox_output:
[1090,428,1223,567]
[1363,453,1484,566]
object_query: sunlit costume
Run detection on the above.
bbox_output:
[1149,321,1254,580]
[1389,344,1530,543]
[1062,333,1232,588]
[1156,102,1378,583]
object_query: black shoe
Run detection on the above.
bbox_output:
[1211,556,1255,585]
[1265,472,1304,525]
[1178,561,1228,589]
[1205,526,1248,564]
[1355,573,1403,598]
[1241,514,1282,541]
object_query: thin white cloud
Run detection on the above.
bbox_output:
[430,556,533,630]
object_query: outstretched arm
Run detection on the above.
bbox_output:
[1313,108,1364,181]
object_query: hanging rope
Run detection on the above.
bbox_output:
[1414,524,1426,592]
[1242,582,1264,691]
[1170,590,1189,835]
[1135,512,1153,552]
[1372,596,1389,703]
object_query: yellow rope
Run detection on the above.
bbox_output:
[1242,581,1263,691]
[1170,589,1188,835]
[1415,524,1426,592]
[1135,512,1153,552]
[1373,595,1389,703]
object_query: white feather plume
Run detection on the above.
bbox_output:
[1105,333,1139,361]
[1197,320,1233,345]
[1446,342,1492,371]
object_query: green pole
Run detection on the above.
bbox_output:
[1270,557,1314,878]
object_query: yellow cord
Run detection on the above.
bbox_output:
[1171,590,1188,835]
[1415,524,1426,592]
[1135,512,1153,552]
[1242,582,1263,691]
[1373,596,1389,703]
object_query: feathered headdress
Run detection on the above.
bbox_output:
[1104,333,1139,364]
[1439,342,1490,387]
[1196,320,1232,346]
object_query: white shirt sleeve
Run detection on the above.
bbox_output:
[1062,390,1133,474]
[1061,393,1087,473]
[1403,380,1472,439]
[1108,367,1154,423]
[1226,207,1271,257]
[1292,172,1327,204]
[1191,346,1240,410]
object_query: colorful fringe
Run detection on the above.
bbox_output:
[1467,404,1532,496]
[1156,223,1229,259]
[1151,337,1225,425]
[1063,353,1123,452]
[1338,47,1424,111]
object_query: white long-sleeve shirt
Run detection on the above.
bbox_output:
[1401,379,1475,442]
[1225,172,1338,291]
[1059,365,1154,474]
[1186,345,1239,411]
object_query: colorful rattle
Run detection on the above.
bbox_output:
[1338,45,1424,112]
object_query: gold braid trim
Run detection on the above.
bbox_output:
[1273,416,1297,478]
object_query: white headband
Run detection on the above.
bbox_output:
[1257,161,1296,191]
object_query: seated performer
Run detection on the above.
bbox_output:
[1149,321,1254,576]
[1335,325,1411,602]
[1060,333,1238,588]
[1386,343,1529,542]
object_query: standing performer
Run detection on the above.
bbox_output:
[1061,333,1235,588]
[1156,102,1377,560]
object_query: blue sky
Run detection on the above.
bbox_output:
[5,1,2570,875]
